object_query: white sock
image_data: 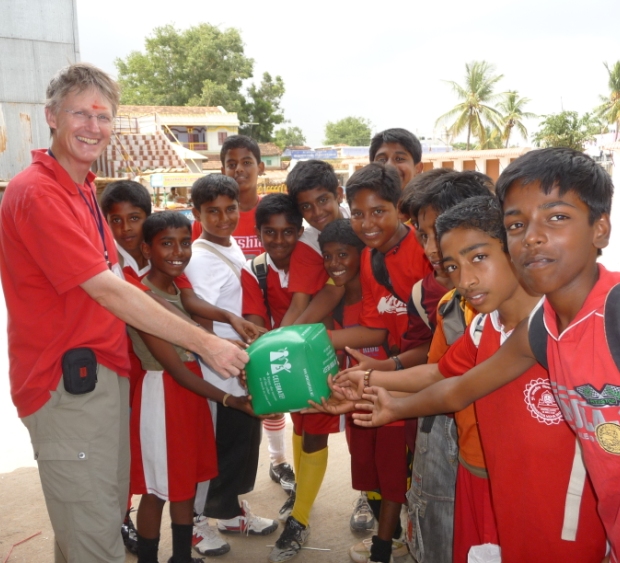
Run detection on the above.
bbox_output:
[263,416,287,466]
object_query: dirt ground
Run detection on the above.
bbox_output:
[0,421,414,563]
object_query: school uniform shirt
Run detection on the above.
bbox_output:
[288,205,350,296]
[446,311,606,563]
[184,237,246,396]
[241,255,291,329]
[128,278,217,502]
[539,264,620,562]
[358,227,432,353]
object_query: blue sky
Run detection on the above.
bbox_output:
[77,0,620,147]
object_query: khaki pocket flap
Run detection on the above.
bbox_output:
[34,441,90,461]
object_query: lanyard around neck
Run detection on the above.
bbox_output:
[47,149,111,270]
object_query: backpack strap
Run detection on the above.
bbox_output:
[410,279,431,330]
[193,239,241,280]
[528,301,548,370]
[439,291,467,345]
[604,283,620,372]
[250,253,271,323]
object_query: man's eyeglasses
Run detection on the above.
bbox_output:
[64,110,113,126]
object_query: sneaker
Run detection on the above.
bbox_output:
[168,558,204,563]
[121,512,138,555]
[268,516,310,562]
[269,462,296,493]
[350,492,376,532]
[349,537,408,563]
[192,515,230,556]
[217,500,278,535]
[278,488,296,522]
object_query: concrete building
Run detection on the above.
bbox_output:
[0,0,80,181]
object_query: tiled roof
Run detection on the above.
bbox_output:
[259,142,282,157]
[117,105,228,116]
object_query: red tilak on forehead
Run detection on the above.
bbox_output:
[92,104,107,110]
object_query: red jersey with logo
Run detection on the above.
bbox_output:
[241,257,291,329]
[358,228,431,352]
[288,225,327,296]
[191,203,264,259]
[540,265,620,562]
[470,312,605,563]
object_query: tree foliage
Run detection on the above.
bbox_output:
[115,24,253,108]
[436,61,504,150]
[115,24,287,142]
[533,111,603,151]
[324,116,372,146]
[497,91,536,147]
[274,126,306,150]
[239,73,286,142]
[595,61,620,141]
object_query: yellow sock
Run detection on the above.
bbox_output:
[290,447,328,527]
[292,432,302,476]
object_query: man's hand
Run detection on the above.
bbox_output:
[352,386,400,428]
[198,335,249,378]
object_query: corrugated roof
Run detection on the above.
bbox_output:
[259,142,282,157]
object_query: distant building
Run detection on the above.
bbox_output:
[0,0,80,181]
[259,143,282,169]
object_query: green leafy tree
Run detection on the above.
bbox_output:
[497,90,536,147]
[115,24,253,107]
[533,111,603,151]
[239,73,286,142]
[324,116,372,146]
[595,61,620,141]
[436,61,504,150]
[475,127,504,150]
[274,126,306,150]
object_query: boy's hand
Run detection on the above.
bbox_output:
[230,315,267,343]
[332,369,365,400]
[304,394,357,415]
[227,395,256,417]
[352,386,399,427]
[200,337,248,377]
[343,347,390,371]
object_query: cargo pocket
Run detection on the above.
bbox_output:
[406,483,425,562]
[34,440,95,502]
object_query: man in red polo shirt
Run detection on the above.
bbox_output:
[0,63,248,563]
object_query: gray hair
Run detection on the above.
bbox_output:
[46,63,120,117]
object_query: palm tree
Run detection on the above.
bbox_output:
[596,61,620,141]
[497,91,536,147]
[436,61,504,150]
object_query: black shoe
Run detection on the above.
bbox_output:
[269,462,296,493]
[268,516,310,562]
[278,488,296,522]
[167,557,204,563]
[121,513,138,555]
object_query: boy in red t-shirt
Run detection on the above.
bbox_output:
[328,163,430,563]
[241,193,304,506]
[191,135,265,258]
[351,193,608,562]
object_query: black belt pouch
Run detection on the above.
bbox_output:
[62,348,98,395]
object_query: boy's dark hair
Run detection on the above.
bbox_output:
[495,147,613,224]
[369,128,422,164]
[191,174,239,210]
[255,193,303,231]
[142,211,192,245]
[436,195,506,251]
[286,159,339,202]
[399,168,453,216]
[100,180,152,217]
[220,134,261,164]
[318,219,365,253]
[409,170,494,221]
[346,163,401,207]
